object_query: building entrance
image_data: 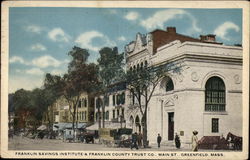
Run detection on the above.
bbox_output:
[168,112,174,140]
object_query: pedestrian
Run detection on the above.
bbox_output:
[131,132,139,150]
[157,133,162,148]
[174,133,181,149]
[137,132,143,148]
[191,130,199,151]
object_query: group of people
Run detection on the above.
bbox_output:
[130,130,199,151]
[130,132,143,150]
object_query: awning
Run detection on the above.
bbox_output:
[53,123,87,131]
[37,125,47,130]
[86,122,123,130]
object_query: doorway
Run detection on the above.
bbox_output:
[168,112,174,140]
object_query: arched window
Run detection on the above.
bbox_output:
[166,78,174,92]
[129,116,134,128]
[135,116,140,126]
[145,61,148,68]
[205,77,225,111]
[140,62,143,70]
[137,64,140,71]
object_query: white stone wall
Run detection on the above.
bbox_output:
[147,52,242,145]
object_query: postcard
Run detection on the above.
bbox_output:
[1,1,249,159]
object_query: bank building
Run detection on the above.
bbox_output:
[123,27,242,146]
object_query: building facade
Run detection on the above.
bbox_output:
[42,92,95,130]
[125,27,242,146]
[94,82,127,129]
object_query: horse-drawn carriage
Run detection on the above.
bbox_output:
[99,128,133,147]
[198,132,242,150]
[226,132,242,150]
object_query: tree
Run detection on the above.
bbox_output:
[12,89,32,130]
[44,46,99,139]
[126,63,179,147]
[97,47,124,128]
[30,87,59,131]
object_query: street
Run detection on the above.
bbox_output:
[8,136,232,152]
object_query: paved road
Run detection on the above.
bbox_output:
[8,136,231,152]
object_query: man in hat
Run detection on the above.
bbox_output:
[157,133,162,148]
[192,130,198,151]
[131,132,139,150]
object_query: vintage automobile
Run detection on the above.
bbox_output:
[198,136,229,150]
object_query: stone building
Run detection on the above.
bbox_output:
[43,92,95,130]
[125,27,242,146]
[91,82,127,130]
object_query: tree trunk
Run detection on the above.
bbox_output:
[98,106,101,129]
[102,105,105,128]
[143,110,148,148]
[72,106,76,140]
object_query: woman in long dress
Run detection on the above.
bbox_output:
[192,130,198,151]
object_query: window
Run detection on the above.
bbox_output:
[106,111,109,120]
[117,109,120,116]
[113,95,115,106]
[166,78,174,92]
[113,110,115,119]
[145,60,148,68]
[78,100,81,108]
[85,111,87,120]
[82,112,84,120]
[131,89,135,105]
[122,108,124,117]
[121,92,125,105]
[104,96,109,106]
[84,98,87,107]
[212,118,219,133]
[205,77,225,112]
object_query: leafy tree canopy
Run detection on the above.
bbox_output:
[97,47,125,89]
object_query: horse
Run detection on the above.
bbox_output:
[226,132,242,150]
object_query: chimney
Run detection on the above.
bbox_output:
[166,27,176,34]
[200,34,216,42]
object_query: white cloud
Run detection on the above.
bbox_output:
[140,9,201,33]
[50,69,66,75]
[30,43,47,51]
[9,75,44,93]
[26,25,42,34]
[48,28,70,42]
[214,21,240,41]
[9,56,28,65]
[124,11,139,21]
[26,68,44,75]
[32,55,61,68]
[75,31,116,52]
[118,36,126,41]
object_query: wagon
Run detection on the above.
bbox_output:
[198,136,229,150]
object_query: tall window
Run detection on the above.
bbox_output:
[212,118,219,133]
[104,96,109,106]
[84,98,87,107]
[205,77,225,112]
[113,110,115,119]
[113,95,115,106]
[106,111,109,120]
[117,109,120,116]
[166,78,174,92]
[78,100,81,108]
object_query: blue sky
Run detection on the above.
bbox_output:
[9,8,242,93]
